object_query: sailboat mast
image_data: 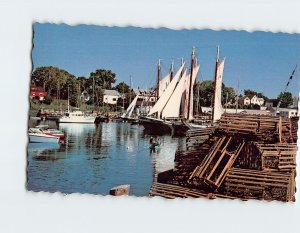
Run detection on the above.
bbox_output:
[92,75,95,111]
[170,61,174,82]
[187,47,196,120]
[211,46,220,123]
[67,85,70,112]
[129,75,132,104]
[157,59,161,100]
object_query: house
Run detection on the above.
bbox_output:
[250,95,264,106]
[132,88,156,105]
[265,99,279,109]
[29,85,47,101]
[274,108,298,118]
[242,96,251,106]
[103,89,121,105]
[242,95,264,106]
[80,90,90,102]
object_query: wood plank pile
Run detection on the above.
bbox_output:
[149,113,298,202]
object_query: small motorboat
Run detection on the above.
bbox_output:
[28,128,60,143]
[35,125,65,140]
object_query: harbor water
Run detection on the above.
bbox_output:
[27,120,185,196]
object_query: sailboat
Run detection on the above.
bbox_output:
[121,94,140,123]
[172,46,225,135]
[58,86,96,124]
[139,56,188,134]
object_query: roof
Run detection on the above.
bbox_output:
[103,89,120,96]
[132,88,152,95]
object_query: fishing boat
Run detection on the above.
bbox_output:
[35,125,65,140]
[28,128,60,143]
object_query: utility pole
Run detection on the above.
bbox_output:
[236,80,239,113]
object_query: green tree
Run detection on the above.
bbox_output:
[114,82,130,94]
[87,69,116,90]
[195,80,236,107]
[277,91,293,108]
[31,66,79,101]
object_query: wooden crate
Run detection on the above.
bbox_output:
[188,136,245,190]
[224,168,296,202]
[256,143,297,171]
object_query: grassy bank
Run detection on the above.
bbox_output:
[29,99,120,116]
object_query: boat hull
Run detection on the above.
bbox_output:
[58,117,96,124]
[139,117,172,135]
[29,134,60,143]
[95,116,109,123]
[171,122,190,136]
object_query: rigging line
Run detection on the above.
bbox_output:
[275,59,300,112]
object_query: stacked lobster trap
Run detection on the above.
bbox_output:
[150,114,298,202]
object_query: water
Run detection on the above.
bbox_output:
[27,120,185,196]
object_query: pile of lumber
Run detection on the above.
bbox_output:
[150,113,298,202]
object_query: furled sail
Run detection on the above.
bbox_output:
[147,63,185,118]
[187,64,200,120]
[161,71,188,118]
[122,94,139,118]
[182,64,200,119]
[159,73,171,98]
[212,59,225,122]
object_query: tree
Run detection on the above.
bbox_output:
[87,69,116,90]
[277,91,293,108]
[114,82,130,94]
[31,66,80,104]
[195,80,236,107]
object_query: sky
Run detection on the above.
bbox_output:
[32,23,300,99]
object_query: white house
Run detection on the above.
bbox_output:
[250,95,264,106]
[103,90,121,105]
[243,95,264,106]
[243,96,251,106]
[132,88,156,104]
[276,108,298,118]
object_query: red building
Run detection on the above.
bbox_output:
[30,85,47,100]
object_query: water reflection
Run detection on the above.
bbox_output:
[27,121,185,196]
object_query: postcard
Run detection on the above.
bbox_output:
[27,23,299,201]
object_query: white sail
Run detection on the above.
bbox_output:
[122,94,139,118]
[161,71,188,118]
[147,63,185,118]
[212,59,225,122]
[159,73,171,97]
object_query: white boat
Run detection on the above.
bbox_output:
[35,125,65,140]
[28,128,60,143]
[58,86,96,124]
[59,109,96,123]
